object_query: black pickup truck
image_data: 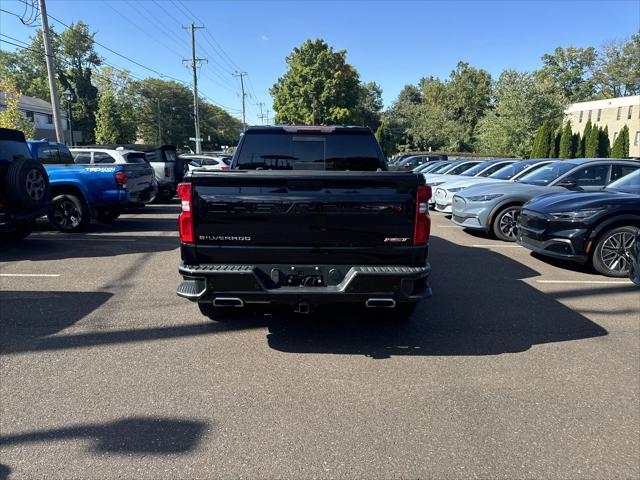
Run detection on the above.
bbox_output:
[176,126,432,320]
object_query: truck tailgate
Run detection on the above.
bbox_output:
[188,171,427,265]
[122,164,154,194]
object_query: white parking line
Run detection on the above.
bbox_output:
[29,236,137,242]
[471,244,523,248]
[0,273,60,277]
[536,280,632,285]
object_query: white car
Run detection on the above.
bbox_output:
[432,158,555,213]
[180,155,230,174]
[424,159,499,206]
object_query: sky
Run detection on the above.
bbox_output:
[1,0,639,125]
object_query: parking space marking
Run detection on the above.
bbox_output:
[29,236,137,242]
[536,280,633,285]
[0,274,61,277]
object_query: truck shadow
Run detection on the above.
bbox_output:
[0,416,207,454]
[264,236,612,358]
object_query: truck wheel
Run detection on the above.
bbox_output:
[4,158,49,210]
[96,207,121,223]
[198,302,241,321]
[492,205,521,242]
[157,189,175,202]
[0,221,34,242]
[48,194,90,232]
[592,226,638,278]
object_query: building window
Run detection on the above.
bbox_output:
[46,114,53,124]
[617,107,622,120]
[25,111,34,121]
[628,105,633,120]
[597,109,601,122]
[579,111,583,123]
[635,131,640,146]
[588,110,592,120]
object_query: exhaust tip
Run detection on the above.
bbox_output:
[213,297,244,308]
[365,298,396,308]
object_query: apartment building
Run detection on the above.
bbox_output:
[565,95,640,157]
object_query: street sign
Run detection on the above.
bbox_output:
[189,137,203,142]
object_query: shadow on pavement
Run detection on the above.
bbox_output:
[0,417,206,454]
[1,237,615,358]
[0,465,10,480]
[265,236,610,358]
[0,291,114,354]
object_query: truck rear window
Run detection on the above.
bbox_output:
[235,131,383,171]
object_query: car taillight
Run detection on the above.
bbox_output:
[164,165,171,177]
[115,171,128,187]
[221,165,229,171]
[413,185,431,246]
[177,182,194,244]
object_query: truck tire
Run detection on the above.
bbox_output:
[4,158,49,210]
[96,207,121,223]
[592,226,638,278]
[492,205,521,242]
[48,194,90,232]
[0,221,34,242]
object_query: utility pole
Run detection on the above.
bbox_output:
[156,98,162,144]
[38,0,64,143]
[265,109,270,125]
[233,71,248,132]
[257,102,265,125]
[183,23,206,154]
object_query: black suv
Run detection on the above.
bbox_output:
[0,128,50,241]
[517,168,640,278]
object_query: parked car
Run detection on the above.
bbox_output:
[87,144,177,201]
[40,146,153,231]
[452,159,640,242]
[517,168,640,277]
[179,154,230,174]
[432,159,554,213]
[423,159,485,206]
[0,128,50,241]
[392,155,447,171]
[177,125,432,321]
[413,160,449,174]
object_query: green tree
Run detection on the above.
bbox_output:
[558,121,573,158]
[131,78,193,145]
[375,121,393,156]
[199,102,243,150]
[537,46,597,102]
[357,81,383,131]
[476,70,564,157]
[593,34,640,97]
[531,123,551,158]
[94,67,136,143]
[571,133,580,158]
[611,125,630,158]
[597,126,610,158]
[585,123,599,157]
[94,89,121,143]
[270,39,361,125]
[580,119,593,158]
[548,128,561,158]
[0,78,36,138]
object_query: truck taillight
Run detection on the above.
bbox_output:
[177,182,194,244]
[115,171,128,186]
[413,185,431,246]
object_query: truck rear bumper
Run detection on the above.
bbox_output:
[177,262,431,306]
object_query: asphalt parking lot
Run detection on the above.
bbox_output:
[1,204,638,479]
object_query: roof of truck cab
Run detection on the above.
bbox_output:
[244,125,373,134]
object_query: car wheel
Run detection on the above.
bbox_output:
[198,302,241,321]
[48,194,90,232]
[96,207,121,223]
[0,221,34,242]
[157,190,175,202]
[5,158,50,210]
[592,226,639,278]
[493,205,521,242]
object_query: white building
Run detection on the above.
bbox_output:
[0,92,80,144]
[565,95,640,157]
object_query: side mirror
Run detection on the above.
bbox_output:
[557,179,578,189]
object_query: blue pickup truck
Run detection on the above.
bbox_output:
[27,141,155,232]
